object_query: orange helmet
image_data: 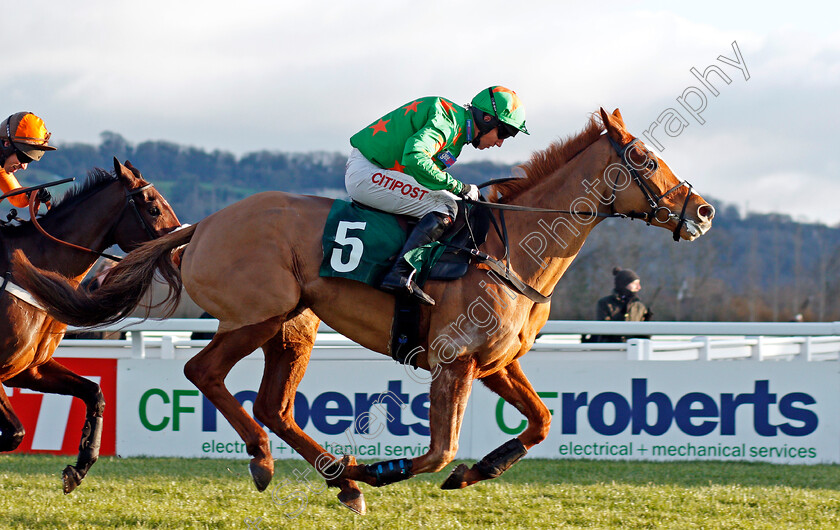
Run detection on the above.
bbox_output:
[1,112,57,162]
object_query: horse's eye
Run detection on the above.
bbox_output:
[148,206,161,217]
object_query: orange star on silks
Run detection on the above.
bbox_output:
[388,160,406,172]
[492,87,522,111]
[439,99,455,113]
[451,126,463,144]
[369,118,390,136]
[402,100,421,115]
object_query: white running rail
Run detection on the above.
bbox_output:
[52,319,840,362]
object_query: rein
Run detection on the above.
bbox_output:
[28,181,157,263]
[455,135,693,302]
[473,136,692,230]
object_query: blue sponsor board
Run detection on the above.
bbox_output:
[119,358,839,464]
[484,359,837,464]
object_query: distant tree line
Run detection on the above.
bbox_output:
[550,207,840,322]
[28,132,514,222]
[11,132,840,322]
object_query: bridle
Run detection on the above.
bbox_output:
[472,134,695,242]
[455,134,698,302]
[605,136,694,242]
[29,180,159,262]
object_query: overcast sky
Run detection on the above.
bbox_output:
[8,1,840,224]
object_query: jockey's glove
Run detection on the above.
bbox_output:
[458,183,480,202]
[35,188,52,203]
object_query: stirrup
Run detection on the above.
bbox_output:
[381,269,436,306]
[404,281,435,306]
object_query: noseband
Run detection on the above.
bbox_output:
[606,136,694,241]
[29,180,159,262]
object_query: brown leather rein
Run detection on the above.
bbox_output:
[28,182,156,263]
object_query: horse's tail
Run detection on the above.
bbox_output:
[11,224,197,327]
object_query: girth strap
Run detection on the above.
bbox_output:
[443,242,552,304]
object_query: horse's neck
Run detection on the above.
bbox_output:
[21,185,124,277]
[502,139,614,295]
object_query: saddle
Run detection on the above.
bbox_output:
[374,202,492,368]
[319,199,492,367]
[320,197,552,367]
[319,199,491,285]
[389,202,492,282]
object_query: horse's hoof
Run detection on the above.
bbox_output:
[441,463,469,490]
[248,459,274,492]
[337,489,367,515]
[62,465,82,494]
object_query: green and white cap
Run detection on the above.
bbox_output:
[471,86,529,135]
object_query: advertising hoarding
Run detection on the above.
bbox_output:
[116,357,839,464]
[4,358,117,456]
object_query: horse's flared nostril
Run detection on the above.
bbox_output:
[698,204,715,222]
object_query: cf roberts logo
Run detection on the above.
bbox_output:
[496,379,818,437]
[137,380,430,436]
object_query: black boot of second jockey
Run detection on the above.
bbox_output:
[380,211,453,306]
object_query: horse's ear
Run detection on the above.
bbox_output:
[123,160,144,179]
[611,108,626,127]
[600,107,632,145]
[114,158,143,182]
[113,157,124,177]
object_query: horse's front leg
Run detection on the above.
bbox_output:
[0,386,25,452]
[442,359,548,489]
[5,359,105,493]
[343,357,477,487]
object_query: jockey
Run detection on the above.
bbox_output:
[346,86,528,306]
[0,112,58,208]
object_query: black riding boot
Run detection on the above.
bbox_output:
[380,211,453,306]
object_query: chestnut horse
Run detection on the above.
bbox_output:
[12,109,714,513]
[1,159,181,493]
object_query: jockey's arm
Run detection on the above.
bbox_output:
[0,169,29,208]
[401,123,464,195]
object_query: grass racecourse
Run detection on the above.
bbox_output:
[0,455,838,529]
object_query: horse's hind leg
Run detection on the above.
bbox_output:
[442,359,549,489]
[4,359,105,493]
[253,311,367,515]
[0,386,25,452]
[183,316,286,491]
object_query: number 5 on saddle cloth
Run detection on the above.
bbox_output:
[319,200,491,365]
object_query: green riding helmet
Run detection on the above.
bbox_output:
[470,86,529,142]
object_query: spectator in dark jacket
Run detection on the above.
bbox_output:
[583,267,652,343]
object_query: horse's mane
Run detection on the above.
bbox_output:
[488,114,605,203]
[53,168,118,210]
[0,168,117,236]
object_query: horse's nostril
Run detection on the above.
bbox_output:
[699,204,715,221]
